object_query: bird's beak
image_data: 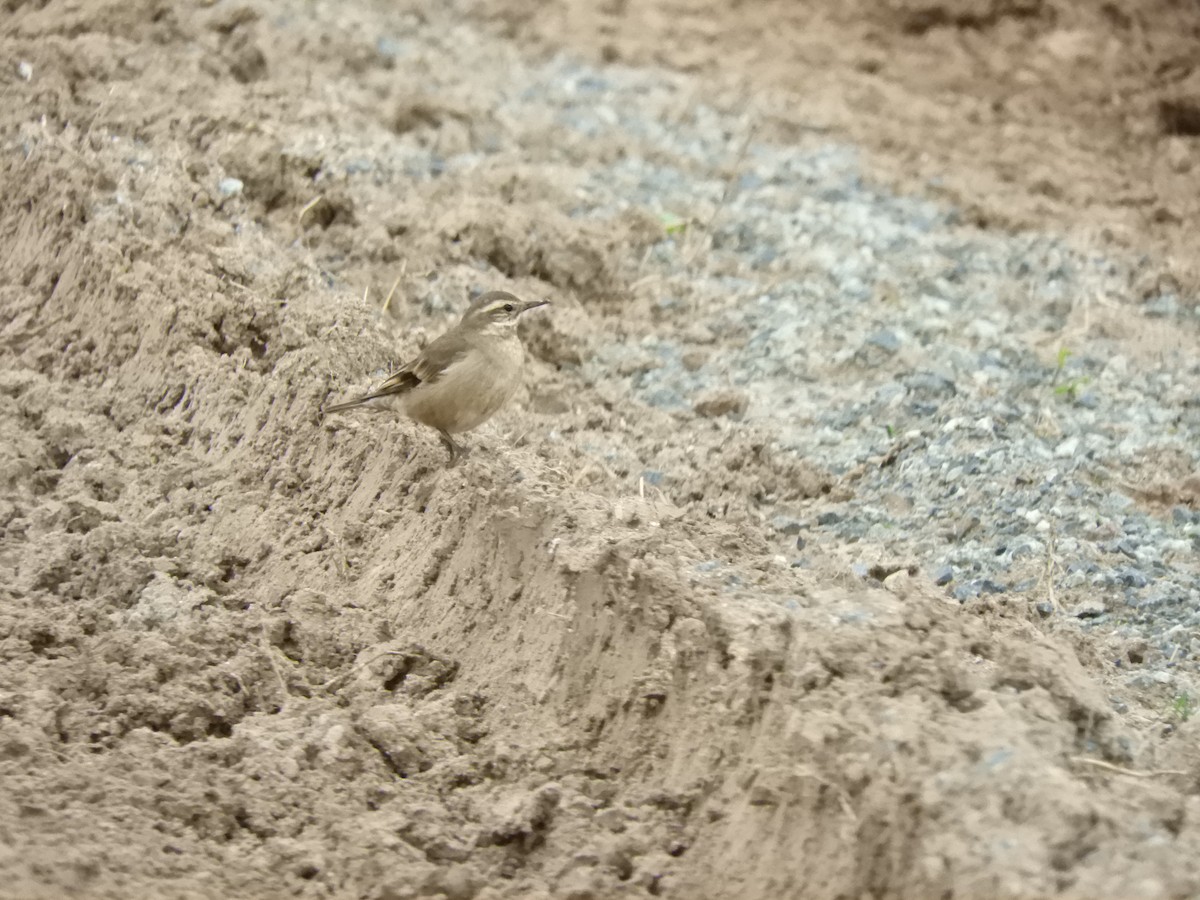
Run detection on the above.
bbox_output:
[522,298,550,312]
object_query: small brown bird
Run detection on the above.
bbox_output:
[324,290,549,463]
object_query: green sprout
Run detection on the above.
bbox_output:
[1052,347,1090,401]
[1054,378,1091,401]
[660,212,688,236]
[1170,692,1195,723]
[1055,347,1072,373]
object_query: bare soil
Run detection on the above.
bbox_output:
[2,1,1199,899]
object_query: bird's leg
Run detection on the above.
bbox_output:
[437,430,467,465]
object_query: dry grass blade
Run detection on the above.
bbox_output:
[1069,757,1192,779]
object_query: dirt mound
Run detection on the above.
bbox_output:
[2,1,1199,898]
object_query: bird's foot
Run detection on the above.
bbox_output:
[438,431,468,467]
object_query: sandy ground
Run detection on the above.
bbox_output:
[2,1,1199,898]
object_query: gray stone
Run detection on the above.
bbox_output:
[1143,294,1179,318]
[770,515,804,535]
[694,390,749,418]
[866,330,901,353]
[903,372,956,399]
[1071,598,1107,618]
[953,582,981,602]
[1118,568,1150,589]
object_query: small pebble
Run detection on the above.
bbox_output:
[952,582,982,602]
[694,390,748,418]
[770,515,804,535]
[1118,568,1149,589]
[866,330,901,353]
[1054,436,1079,458]
[1071,598,1107,618]
[905,372,956,399]
[1142,294,1179,319]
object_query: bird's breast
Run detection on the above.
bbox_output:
[403,334,525,434]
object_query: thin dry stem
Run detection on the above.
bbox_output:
[1069,757,1191,779]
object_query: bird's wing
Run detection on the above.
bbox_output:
[402,330,472,385]
[324,331,471,414]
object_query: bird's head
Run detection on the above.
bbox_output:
[460,291,550,333]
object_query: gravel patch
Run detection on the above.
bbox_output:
[480,57,1200,683]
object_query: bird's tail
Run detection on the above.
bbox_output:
[324,370,419,415]
[323,389,393,415]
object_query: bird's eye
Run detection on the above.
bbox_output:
[503,303,514,313]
